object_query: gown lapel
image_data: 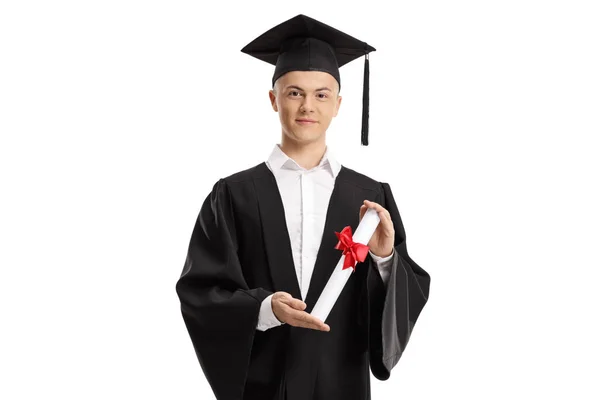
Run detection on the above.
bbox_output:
[253,162,359,313]
[254,163,302,301]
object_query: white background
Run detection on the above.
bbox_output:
[1,1,599,399]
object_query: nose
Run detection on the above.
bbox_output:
[300,96,315,113]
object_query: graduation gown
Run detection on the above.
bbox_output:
[175,162,431,400]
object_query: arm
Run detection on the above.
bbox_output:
[257,294,285,331]
[369,248,395,286]
[175,178,271,399]
[367,182,431,380]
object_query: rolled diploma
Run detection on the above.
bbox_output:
[310,207,381,323]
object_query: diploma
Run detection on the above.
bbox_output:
[310,207,381,323]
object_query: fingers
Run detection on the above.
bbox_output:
[288,309,330,331]
[274,294,330,331]
[362,200,393,229]
[275,292,305,309]
[363,200,390,218]
[281,296,307,311]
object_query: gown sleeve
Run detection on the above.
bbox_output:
[175,178,272,400]
[366,182,431,380]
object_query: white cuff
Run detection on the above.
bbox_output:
[369,248,395,285]
[256,294,285,331]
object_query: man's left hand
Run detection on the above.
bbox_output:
[359,200,395,258]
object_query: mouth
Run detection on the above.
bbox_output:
[296,119,317,125]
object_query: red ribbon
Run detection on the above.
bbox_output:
[334,225,369,272]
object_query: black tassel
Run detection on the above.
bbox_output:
[361,53,370,146]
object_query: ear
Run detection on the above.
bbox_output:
[333,94,342,117]
[269,89,278,112]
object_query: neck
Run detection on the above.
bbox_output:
[279,135,327,170]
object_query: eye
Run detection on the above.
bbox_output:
[288,90,302,97]
[317,93,328,99]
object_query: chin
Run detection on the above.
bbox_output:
[285,133,319,143]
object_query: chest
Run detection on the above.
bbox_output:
[227,167,380,312]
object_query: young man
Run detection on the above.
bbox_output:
[175,14,431,400]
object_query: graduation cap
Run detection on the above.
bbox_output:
[241,14,376,146]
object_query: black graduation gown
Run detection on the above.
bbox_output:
[175,162,431,400]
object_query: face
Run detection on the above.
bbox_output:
[269,70,342,145]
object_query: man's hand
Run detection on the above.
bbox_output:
[360,200,395,257]
[271,292,330,332]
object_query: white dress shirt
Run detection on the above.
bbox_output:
[256,144,395,331]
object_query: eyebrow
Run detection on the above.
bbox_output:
[284,85,332,92]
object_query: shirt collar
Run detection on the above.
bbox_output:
[266,143,341,179]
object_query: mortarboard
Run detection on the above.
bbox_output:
[241,14,376,146]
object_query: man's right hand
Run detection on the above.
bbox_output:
[271,292,330,332]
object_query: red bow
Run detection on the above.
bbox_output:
[334,226,369,272]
